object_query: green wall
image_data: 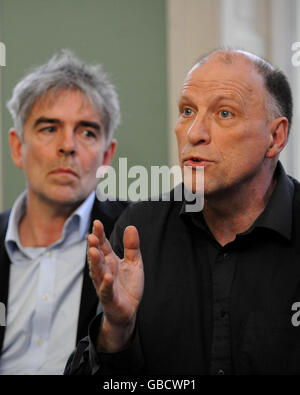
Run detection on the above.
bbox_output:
[0,0,168,209]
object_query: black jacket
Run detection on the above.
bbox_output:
[0,197,128,356]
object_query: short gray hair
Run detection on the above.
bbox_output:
[7,49,121,144]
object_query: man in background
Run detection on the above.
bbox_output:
[0,50,127,374]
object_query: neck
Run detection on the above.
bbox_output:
[19,192,82,247]
[203,165,277,246]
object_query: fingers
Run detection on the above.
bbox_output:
[99,273,114,304]
[88,233,99,250]
[88,245,105,287]
[88,220,117,291]
[123,226,141,263]
[92,220,113,256]
[92,219,104,240]
[89,250,114,305]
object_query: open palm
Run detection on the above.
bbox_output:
[88,220,144,327]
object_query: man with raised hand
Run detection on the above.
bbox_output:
[0,50,127,374]
[66,49,300,375]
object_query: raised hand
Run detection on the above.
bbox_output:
[88,219,144,352]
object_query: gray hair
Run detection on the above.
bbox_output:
[7,49,121,145]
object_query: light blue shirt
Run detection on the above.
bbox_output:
[0,190,95,375]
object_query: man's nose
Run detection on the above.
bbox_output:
[187,114,211,145]
[58,130,76,156]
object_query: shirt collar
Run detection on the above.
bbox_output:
[180,161,294,241]
[62,190,95,241]
[5,190,27,254]
[5,190,96,259]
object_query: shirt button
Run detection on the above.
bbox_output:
[46,251,52,258]
[217,369,225,375]
[223,252,230,260]
[37,338,44,346]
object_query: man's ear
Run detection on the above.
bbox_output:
[102,138,117,167]
[9,129,24,169]
[265,117,289,158]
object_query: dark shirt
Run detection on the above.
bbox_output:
[65,162,300,375]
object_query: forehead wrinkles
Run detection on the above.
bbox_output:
[182,77,254,99]
[181,77,262,116]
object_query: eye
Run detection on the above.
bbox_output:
[183,108,193,116]
[40,126,56,133]
[219,110,233,119]
[82,130,97,139]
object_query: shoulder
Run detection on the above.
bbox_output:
[109,186,186,257]
[291,176,300,190]
[89,197,129,237]
[113,184,184,229]
[92,198,129,220]
[289,175,300,200]
[287,175,300,219]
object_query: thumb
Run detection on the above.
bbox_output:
[123,226,140,262]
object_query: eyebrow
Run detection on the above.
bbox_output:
[178,95,192,104]
[78,121,101,132]
[34,117,60,127]
[177,96,194,108]
[34,118,102,132]
[178,93,244,110]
